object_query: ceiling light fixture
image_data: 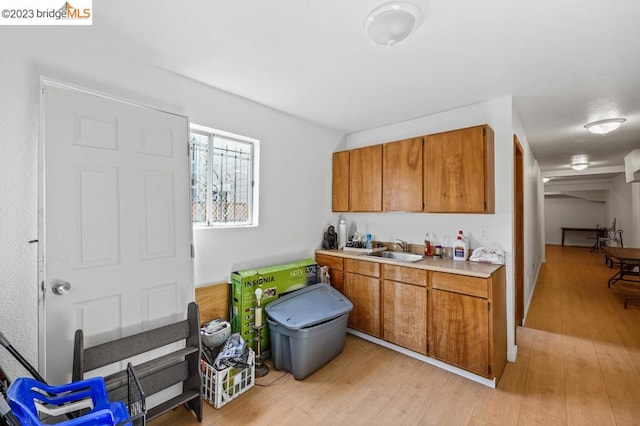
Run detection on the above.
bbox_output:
[570,162,589,171]
[364,2,422,46]
[542,177,551,183]
[584,118,626,135]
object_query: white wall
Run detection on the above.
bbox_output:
[345,97,515,252]
[544,196,606,246]
[542,172,637,249]
[607,173,634,246]
[0,30,343,379]
[191,112,343,284]
[342,96,545,362]
[632,183,640,248]
[0,54,40,381]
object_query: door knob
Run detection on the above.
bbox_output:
[51,281,71,295]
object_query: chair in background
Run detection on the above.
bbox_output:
[605,228,625,268]
[589,218,618,252]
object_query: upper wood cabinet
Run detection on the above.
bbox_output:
[332,124,495,213]
[332,151,349,212]
[349,145,383,212]
[424,125,495,213]
[383,137,423,212]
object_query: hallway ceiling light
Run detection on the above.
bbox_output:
[584,118,626,135]
[570,162,589,171]
[543,177,551,183]
[364,2,423,46]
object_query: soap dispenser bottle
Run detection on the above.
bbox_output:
[453,230,468,261]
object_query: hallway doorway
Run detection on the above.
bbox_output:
[514,136,524,326]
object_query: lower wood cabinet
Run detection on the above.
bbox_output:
[344,259,381,337]
[382,264,427,354]
[383,279,427,354]
[315,253,344,295]
[430,269,506,379]
[431,288,489,376]
[314,251,506,382]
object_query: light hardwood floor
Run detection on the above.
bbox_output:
[150,245,640,425]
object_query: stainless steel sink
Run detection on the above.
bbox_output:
[365,251,425,262]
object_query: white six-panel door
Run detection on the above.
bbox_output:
[39,82,194,385]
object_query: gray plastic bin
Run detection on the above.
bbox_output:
[265,283,353,380]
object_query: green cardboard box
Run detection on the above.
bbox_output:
[231,258,318,351]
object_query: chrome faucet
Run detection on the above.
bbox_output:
[395,239,409,252]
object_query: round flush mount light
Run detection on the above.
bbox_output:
[584,118,626,135]
[364,2,423,46]
[570,162,589,171]
[542,177,551,183]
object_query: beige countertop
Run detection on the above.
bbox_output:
[315,248,503,278]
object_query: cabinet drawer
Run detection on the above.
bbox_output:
[345,258,380,277]
[432,272,488,298]
[316,254,344,271]
[383,264,426,287]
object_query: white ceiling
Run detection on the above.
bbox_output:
[91,0,640,176]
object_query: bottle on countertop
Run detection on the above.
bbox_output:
[453,230,468,261]
[338,219,347,249]
[443,235,453,258]
[365,233,373,250]
[424,233,433,257]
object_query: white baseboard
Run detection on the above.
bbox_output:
[346,328,497,389]
[523,260,543,322]
[508,345,518,362]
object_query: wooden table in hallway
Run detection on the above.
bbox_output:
[560,227,602,246]
[603,246,640,308]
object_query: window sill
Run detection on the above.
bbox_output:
[193,223,258,230]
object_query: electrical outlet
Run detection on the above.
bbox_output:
[480,226,489,240]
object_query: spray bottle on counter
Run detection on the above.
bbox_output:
[453,230,468,261]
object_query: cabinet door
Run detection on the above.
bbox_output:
[316,254,344,294]
[424,125,494,213]
[431,289,490,377]
[383,137,423,212]
[349,145,383,212]
[383,280,427,354]
[344,272,381,337]
[329,270,345,295]
[332,151,349,212]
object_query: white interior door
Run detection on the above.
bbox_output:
[39,82,194,385]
